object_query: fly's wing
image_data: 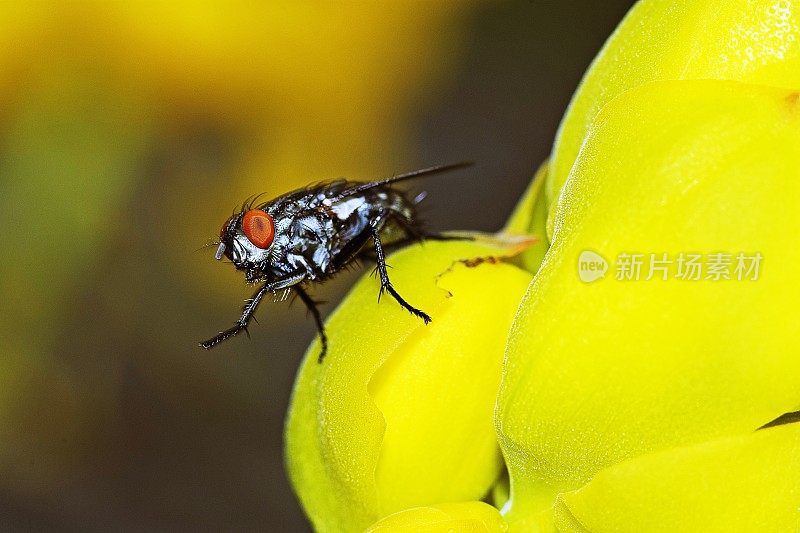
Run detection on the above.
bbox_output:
[252,163,471,212]
[334,162,472,198]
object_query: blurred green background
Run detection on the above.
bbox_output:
[0,1,633,530]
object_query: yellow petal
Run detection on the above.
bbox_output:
[497,80,800,522]
[286,235,534,532]
[365,502,508,533]
[554,423,800,533]
[504,161,550,274]
[549,0,800,228]
[489,471,510,511]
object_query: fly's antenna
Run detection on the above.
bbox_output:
[337,161,473,197]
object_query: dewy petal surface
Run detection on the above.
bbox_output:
[553,423,800,533]
[286,235,533,532]
[497,79,800,522]
[549,0,800,219]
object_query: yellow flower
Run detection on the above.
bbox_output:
[285,236,534,532]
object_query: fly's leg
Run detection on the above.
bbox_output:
[357,218,473,262]
[200,284,272,348]
[370,225,431,324]
[200,273,304,349]
[392,214,474,243]
[293,285,329,363]
[356,235,416,262]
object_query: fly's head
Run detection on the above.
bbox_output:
[216,208,277,283]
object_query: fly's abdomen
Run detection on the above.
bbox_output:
[319,188,405,266]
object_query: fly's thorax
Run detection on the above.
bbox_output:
[326,188,414,228]
[279,213,336,277]
[325,194,372,221]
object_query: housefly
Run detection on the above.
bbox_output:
[201,162,471,362]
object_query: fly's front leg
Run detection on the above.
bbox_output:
[369,225,431,324]
[200,284,271,349]
[200,273,304,349]
[293,286,329,363]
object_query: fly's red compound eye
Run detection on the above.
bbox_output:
[241,209,275,249]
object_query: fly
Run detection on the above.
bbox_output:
[201,162,472,362]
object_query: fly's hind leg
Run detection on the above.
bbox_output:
[391,213,474,244]
[293,285,329,363]
[369,225,431,324]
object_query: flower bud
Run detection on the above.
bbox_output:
[286,235,533,532]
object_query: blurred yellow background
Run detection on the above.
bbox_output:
[0,2,633,530]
